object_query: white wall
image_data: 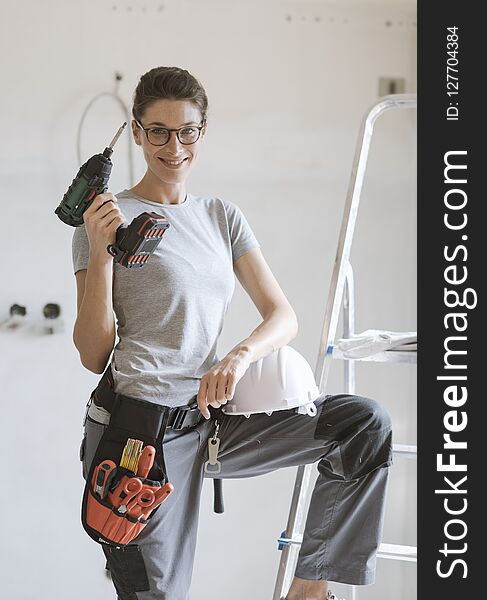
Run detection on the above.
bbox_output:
[0,1,416,599]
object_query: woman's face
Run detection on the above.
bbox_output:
[132,99,206,186]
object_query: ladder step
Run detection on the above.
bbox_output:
[277,536,417,564]
[393,444,417,457]
[277,532,303,550]
[378,543,417,562]
[330,346,417,364]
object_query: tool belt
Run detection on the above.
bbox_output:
[92,366,203,430]
[81,367,205,548]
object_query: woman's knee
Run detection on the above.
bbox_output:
[356,396,392,434]
[332,394,393,478]
[324,393,391,433]
[355,396,392,475]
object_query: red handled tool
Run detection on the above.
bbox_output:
[126,489,156,518]
[108,476,143,513]
[138,483,175,520]
[137,445,156,478]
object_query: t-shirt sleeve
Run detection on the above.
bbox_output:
[72,224,90,273]
[223,200,260,262]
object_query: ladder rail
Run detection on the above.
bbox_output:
[273,465,315,597]
[343,264,356,395]
[314,94,417,392]
[272,93,417,600]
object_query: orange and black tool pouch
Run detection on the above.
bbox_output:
[81,393,173,548]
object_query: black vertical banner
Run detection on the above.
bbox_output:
[419,1,481,597]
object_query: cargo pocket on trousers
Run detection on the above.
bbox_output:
[102,544,150,598]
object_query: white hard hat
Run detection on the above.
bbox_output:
[222,346,320,418]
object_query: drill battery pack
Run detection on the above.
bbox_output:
[108,212,170,268]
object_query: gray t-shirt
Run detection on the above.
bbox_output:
[72,189,260,408]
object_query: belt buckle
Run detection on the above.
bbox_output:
[170,404,199,430]
[170,406,189,430]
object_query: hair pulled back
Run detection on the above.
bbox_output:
[132,66,208,123]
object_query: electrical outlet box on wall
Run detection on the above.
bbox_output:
[379,77,406,95]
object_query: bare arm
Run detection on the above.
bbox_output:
[73,193,125,374]
[197,247,298,418]
[73,261,116,374]
[230,246,298,361]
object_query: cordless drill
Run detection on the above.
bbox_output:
[55,123,169,268]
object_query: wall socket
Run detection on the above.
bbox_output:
[379,77,406,96]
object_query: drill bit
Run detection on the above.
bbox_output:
[108,122,127,150]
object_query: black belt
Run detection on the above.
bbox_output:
[92,366,204,430]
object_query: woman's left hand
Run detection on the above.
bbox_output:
[197,349,251,419]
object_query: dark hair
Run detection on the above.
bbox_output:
[132,66,208,123]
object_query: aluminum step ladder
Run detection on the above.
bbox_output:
[272,93,417,600]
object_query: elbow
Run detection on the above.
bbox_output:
[272,305,297,342]
[80,357,106,375]
[289,311,299,341]
[269,305,298,342]
[74,340,109,375]
[73,326,112,374]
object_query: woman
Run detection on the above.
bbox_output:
[73,66,392,600]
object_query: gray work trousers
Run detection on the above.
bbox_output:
[80,393,393,600]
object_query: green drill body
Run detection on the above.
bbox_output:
[55,149,113,227]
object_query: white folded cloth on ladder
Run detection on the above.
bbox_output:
[337,329,417,359]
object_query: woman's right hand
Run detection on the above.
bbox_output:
[83,193,126,261]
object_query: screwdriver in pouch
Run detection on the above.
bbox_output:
[136,445,156,479]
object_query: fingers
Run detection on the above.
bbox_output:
[225,376,237,402]
[84,192,117,217]
[84,194,122,223]
[217,377,230,404]
[197,379,210,420]
[95,203,120,221]
[83,192,126,250]
[197,356,247,420]
[207,375,220,409]
[197,372,233,419]
[103,211,125,230]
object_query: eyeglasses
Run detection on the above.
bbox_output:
[135,120,205,146]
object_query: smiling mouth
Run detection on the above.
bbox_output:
[158,157,189,168]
